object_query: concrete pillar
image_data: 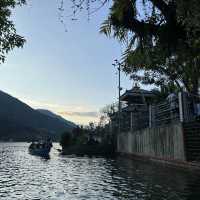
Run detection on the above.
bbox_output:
[149,105,152,128]
[130,112,133,132]
[178,92,184,122]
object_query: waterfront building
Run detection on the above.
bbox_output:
[109,82,200,168]
[120,84,155,131]
[110,84,156,132]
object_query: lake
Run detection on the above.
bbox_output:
[0,143,199,200]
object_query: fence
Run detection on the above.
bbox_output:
[111,92,200,133]
[120,105,149,132]
[150,97,180,127]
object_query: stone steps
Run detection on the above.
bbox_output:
[183,121,200,161]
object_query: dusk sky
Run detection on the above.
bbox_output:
[0,0,135,125]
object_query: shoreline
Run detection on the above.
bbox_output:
[119,152,200,172]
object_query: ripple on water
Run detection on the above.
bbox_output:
[0,143,199,200]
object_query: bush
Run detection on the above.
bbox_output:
[60,132,72,148]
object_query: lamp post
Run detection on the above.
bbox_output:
[112,59,122,135]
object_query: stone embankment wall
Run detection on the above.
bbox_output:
[117,123,186,161]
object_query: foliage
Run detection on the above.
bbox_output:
[99,0,200,94]
[60,126,90,148]
[0,0,26,63]
[61,0,200,94]
[101,102,118,118]
[151,82,181,102]
[60,131,73,147]
[58,0,109,21]
[72,126,88,145]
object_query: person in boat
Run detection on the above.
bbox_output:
[46,138,53,149]
[29,142,34,149]
[29,139,52,150]
[29,142,37,149]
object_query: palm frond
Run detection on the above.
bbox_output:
[99,18,112,36]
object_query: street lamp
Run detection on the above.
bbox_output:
[112,59,122,135]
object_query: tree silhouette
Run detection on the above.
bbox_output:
[0,0,26,63]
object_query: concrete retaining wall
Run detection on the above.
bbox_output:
[117,123,186,161]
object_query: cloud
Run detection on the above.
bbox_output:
[17,96,100,124]
[59,111,99,118]
[19,98,68,110]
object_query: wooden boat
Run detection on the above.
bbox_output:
[29,140,52,157]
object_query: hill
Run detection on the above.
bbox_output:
[0,90,76,141]
[37,109,76,128]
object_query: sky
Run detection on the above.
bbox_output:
[0,0,135,125]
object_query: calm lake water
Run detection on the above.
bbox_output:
[0,143,200,200]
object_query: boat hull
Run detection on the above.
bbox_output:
[29,147,51,157]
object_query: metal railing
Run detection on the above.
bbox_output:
[151,98,180,127]
[110,92,200,133]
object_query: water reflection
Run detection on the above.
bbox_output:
[108,158,189,200]
[32,154,51,160]
[0,143,200,200]
[184,176,200,200]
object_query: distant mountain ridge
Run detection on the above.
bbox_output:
[0,90,76,141]
[37,109,76,128]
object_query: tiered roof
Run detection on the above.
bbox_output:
[120,84,155,103]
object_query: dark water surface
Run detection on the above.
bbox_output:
[0,143,200,200]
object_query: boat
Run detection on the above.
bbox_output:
[29,140,52,157]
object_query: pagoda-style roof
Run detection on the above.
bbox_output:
[120,84,155,103]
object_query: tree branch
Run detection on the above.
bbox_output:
[150,0,169,16]
[111,0,160,37]
[150,0,175,21]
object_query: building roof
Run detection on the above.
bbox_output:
[120,84,155,102]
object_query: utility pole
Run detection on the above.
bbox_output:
[113,59,122,135]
